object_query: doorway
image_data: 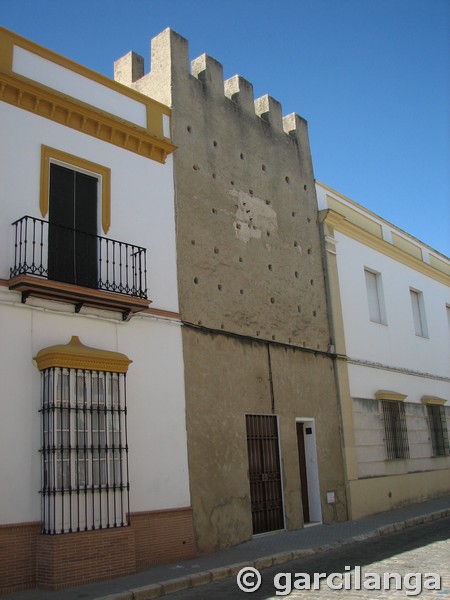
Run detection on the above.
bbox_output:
[246,414,284,534]
[296,419,322,524]
[48,162,98,288]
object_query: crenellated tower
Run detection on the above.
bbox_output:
[115,28,327,348]
[115,29,347,553]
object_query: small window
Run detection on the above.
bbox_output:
[381,400,409,460]
[410,288,428,337]
[426,404,449,456]
[364,268,387,324]
[446,305,450,332]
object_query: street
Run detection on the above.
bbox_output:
[169,517,450,599]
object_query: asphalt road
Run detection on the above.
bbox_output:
[168,516,450,599]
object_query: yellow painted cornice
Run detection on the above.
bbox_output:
[421,395,447,406]
[375,390,407,402]
[320,209,449,286]
[317,179,448,261]
[34,336,132,373]
[0,27,175,163]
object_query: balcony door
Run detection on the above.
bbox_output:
[48,163,98,288]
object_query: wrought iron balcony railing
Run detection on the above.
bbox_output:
[10,216,148,300]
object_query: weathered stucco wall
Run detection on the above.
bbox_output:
[115,28,347,552]
[182,328,346,551]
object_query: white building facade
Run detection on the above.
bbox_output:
[0,28,194,593]
[317,181,450,520]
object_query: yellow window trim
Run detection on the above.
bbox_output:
[375,390,407,402]
[0,27,176,163]
[40,145,111,234]
[34,336,132,373]
[421,396,447,406]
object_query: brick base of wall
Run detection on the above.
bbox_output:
[132,507,196,570]
[0,522,41,594]
[36,526,136,590]
[0,507,195,594]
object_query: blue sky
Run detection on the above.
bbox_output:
[2,0,449,255]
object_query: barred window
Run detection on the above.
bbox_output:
[40,367,130,534]
[427,404,449,457]
[381,400,409,460]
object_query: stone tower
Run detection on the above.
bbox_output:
[115,29,347,553]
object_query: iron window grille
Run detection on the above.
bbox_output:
[381,400,410,460]
[426,404,449,457]
[40,367,130,534]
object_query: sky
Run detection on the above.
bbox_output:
[2,0,449,256]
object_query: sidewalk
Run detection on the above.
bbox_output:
[4,495,450,600]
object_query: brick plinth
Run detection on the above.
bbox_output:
[36,526,136,590]
[0,522,41,594]
[0,507,195,594]
[131,507,195,569]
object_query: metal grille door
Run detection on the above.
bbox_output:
[246,414,284,534]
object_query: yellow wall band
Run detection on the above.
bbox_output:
[321,209,449,286]
[0,27,176,163]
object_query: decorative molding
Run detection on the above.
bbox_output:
[0,27,176,161]
[8,274,150,319]
[0,71,175,163]
[320,209,449,285]
[40,145,111,234]
[317,179,449,260]
[375,390,407,402]
[34,335,132,373]
[346,356,450,382]
[144,306,181,320]
[421,395,447,406]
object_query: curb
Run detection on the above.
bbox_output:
[95,508,450,600]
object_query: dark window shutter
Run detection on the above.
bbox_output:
[74,172,98,288]
[48,164,98,288]
[48,164,75,283]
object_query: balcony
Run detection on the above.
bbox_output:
[8,216,150,319]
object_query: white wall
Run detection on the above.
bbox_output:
[317,182,450,488]
[0,295,190,524]
[0,102,178,312]
[12,45,148,127]
[0,61,187,526]
[334,231,450,401]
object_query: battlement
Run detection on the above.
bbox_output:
[114,28,308,139]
